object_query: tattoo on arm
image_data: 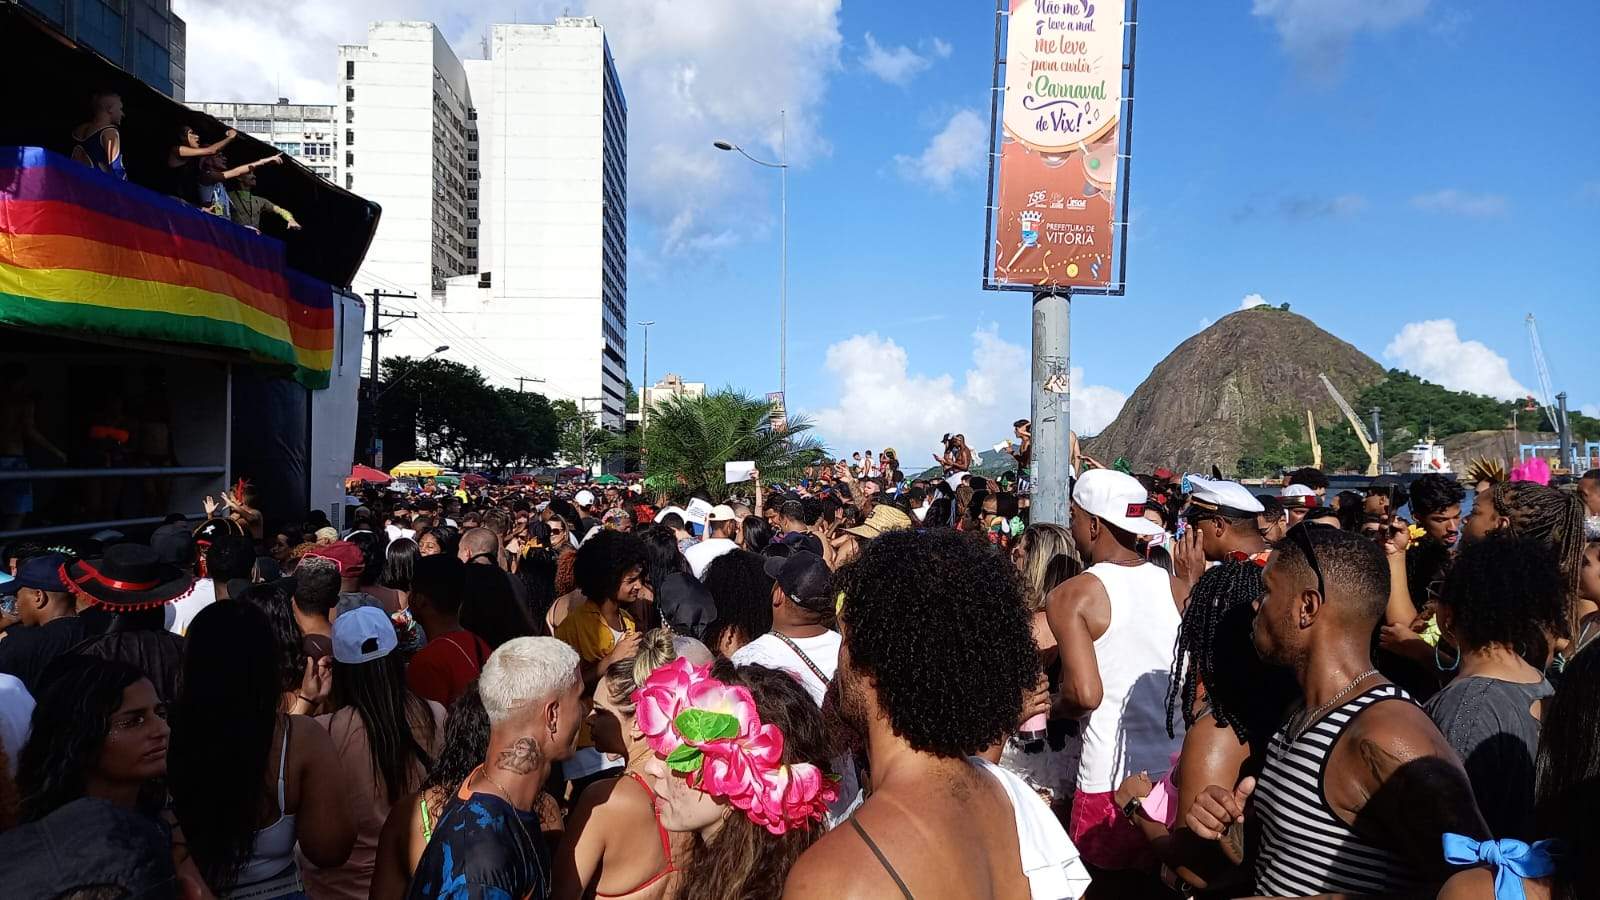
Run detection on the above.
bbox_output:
[497,737,542,775]
[1351,736,1488,875]
[1222,820,1245,864]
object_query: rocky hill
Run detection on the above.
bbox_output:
[1084,307,1387,473]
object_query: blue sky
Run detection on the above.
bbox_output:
[620,0,1600,455]
[179,0,1600,458]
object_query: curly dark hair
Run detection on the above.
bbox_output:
[17,657,154,822]
[573,530,649,605]
[237,578,306,694]
[1440,533,1566,663]
[677,660,830,900]
[701,550,774,654]
[1165,561,1298,752]
[834,529,1038,757]
[1409,474,1466,520]
[420,681,490,795]
[1484,481,1586,639]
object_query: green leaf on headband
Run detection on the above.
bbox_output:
[665,744,704,773]
[674,709,740,744]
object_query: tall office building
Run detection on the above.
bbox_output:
[339,22,477,299]
[346,17,628,430]
[191,101,339,183]
[18,0,186,97]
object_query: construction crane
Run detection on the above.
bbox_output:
[1306,409,1323,469]
[1526,314,1565,435]
[1320,374,1379,476]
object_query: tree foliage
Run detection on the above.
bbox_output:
[379,357,559,469]
[630,390,829,501]
[1236,369,1600,477]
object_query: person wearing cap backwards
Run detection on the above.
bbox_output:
[574,489,602,535]
[1047,468,1188,880]
[0,553,87,694]
[682,504,740,579]
[1173,475,1269,588]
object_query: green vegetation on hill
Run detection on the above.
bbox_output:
[1236,369,1600,476]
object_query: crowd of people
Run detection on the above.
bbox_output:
[1,450,1598,899]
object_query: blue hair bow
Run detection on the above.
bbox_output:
[1442,834,1560,900]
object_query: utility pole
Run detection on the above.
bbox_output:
[366,289,418,466]
[516,377,545,393]
[1031,290,1071,526]
[635,320,655,434]
[578,397,604,475]
[1557,392,1571,472]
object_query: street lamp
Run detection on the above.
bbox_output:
[713,108,788,404]
[634,320,655,433]
[378,345,450,401]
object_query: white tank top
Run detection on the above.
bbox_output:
[1075,561,1185,793]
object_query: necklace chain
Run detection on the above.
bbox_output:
[1287,669,1378,743]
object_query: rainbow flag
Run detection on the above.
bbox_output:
[0,146,334,388]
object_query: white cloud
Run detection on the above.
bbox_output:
[1384,319,1530,401]
[1409,189,1509,218]
[1252,0,1430,81]
[173,0,843,255]
[1238,293,1269,311]
[860,33,929,84]
[893,109,987,190]
[858,33,951,85]
[1583,403,1600,418]
[809,326,1126,455]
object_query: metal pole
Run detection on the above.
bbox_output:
[641,322,651,434]
[1558,392,1571,472]
[1031,290,1071,525]
[368,290,381,464]
[1370,407,1384,473]
[779,108,788,405]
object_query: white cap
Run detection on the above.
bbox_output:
[708,504,738,522]
[1072,469,1164,537]
[1281,484,1316,498]
[1185,475,1265,516]
[574,489,596,507]
[332,605,397,664]
[654,505,688,524]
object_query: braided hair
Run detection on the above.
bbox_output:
[1487,481,1586,639]
[1165,560,1297,754]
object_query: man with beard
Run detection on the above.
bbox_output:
[1188,525,1487,898]
[785,530,1090,900]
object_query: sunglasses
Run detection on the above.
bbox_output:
[1283,522,1326,599]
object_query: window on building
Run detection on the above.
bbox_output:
[466,170,476,181]
[346,60,355,80]
[346,86,354,102]
[467,149,477,161]
[467,227,478,240]
[346,173,353,189]
[345,107,353,123]
[346,151,354,167]
[468,131,478,143]
[467,206,477,219]
[467,108,477,121]
[467,188,477,201]
[346,130,354,145]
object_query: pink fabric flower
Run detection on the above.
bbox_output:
[632,657,835,834]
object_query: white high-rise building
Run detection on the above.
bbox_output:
[191,101,340,184]
[339,22,477,301]
[343,18,627,431]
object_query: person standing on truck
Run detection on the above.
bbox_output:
[69,90,126,181]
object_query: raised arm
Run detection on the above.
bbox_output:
[175,129,238,158]
[219,153,284,182]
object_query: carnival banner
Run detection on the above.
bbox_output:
[990,0,1125,289]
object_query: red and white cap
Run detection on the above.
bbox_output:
[1279,483,1319,508]
[1072,469,1165,537]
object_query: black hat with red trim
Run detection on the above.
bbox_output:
[61,543,195,611]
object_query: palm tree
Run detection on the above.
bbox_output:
[636,390,828,501]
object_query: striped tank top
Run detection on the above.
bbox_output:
[1253,683,1427,897]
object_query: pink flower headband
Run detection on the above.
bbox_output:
[634,657,836,834]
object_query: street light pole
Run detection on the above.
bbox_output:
[713,110,788,402]
[635,320,655,433]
